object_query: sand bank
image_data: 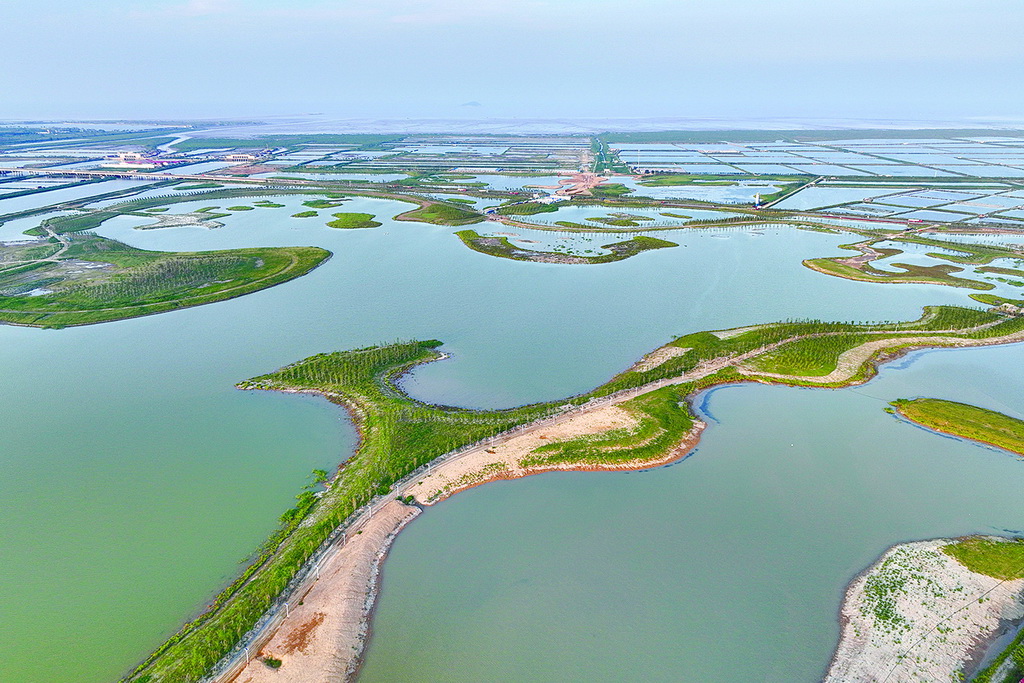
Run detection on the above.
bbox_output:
[826,539,1024,682]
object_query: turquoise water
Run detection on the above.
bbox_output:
[0,192,1007,682]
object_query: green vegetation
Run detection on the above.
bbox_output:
[496,202,559,216]
[127,304,1024,681]
[291,211,318,218]
[454,230,677,264]
[226,205,254,211]
[522,385,696,468]
[325,212,381,229]
[891,398,1024,456]
[253,201,285,209]
[395,202,483,226]
[970,293,1024,307]
[146,208,169,213]
[176,183,223,190]
[978,265,1024,278]
[586,214,655,227]
[805,252,995,290]
[126,341,561,682]
[944,537,1024,581]
[303,199,347,209]
[0,235,329,328]
[639,174,743,187]
[946,537,1024,683]
[262,657,282,670]
[588,183,633,198]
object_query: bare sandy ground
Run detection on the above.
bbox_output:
[630,346,690,373]
[227,501,420,683]
[825,539,1024,682]
[219,403,704,682]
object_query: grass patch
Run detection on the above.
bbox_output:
[226,206,254,211]
[291,211,318,218]
[176,183,223,190]
[588,183,633,198]
[0,235,329,328]
[303,199,347,209]
[496,202,560,216]
[891,398,1024,456]
[325,212,381,229]
[943,537,1024,580]
[396,202,483,226]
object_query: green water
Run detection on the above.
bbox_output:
[0,194,1002,682]
[361,346,1024,682]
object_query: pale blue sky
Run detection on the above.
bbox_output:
[3,0,1023,122]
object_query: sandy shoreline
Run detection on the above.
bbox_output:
[218,325,1024,683]
[825,539,1024,682]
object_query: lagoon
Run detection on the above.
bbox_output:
[0,198,1007,682]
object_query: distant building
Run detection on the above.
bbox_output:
[224,153,259,163]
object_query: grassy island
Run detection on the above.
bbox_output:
[325,212,382,229]
[496,202,560,216]
[395,202,484,226]
[125,304,1024,682]
[891,398,1024,457]
[455,230,677,264]
[0,233,329,328]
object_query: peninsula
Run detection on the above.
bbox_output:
[123,304,1024,682]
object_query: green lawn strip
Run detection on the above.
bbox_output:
[291,211,318,218]
[395,202,483,226]
[454,230,676,264]
[252,202,285,209]
[970,293,1024,307]
[127,305,1024,681]
[325,212,381,229]
[978,265,1024,278]
[226,206,254,211]
[0,236,329,328]
[496,202,560,216]
[891,398,1024,456]
[176,183,223,190]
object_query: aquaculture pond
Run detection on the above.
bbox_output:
[0,189,1017,683]
[610,176,783,203]
[509,204,742,229]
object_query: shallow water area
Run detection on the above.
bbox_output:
[0,199,1009,682]
[360,344,1024,683]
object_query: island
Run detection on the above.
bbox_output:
[891,398,1024,457]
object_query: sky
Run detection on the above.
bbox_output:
[3,0,1024,125]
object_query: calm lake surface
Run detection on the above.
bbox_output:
[0,194,1018,682]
